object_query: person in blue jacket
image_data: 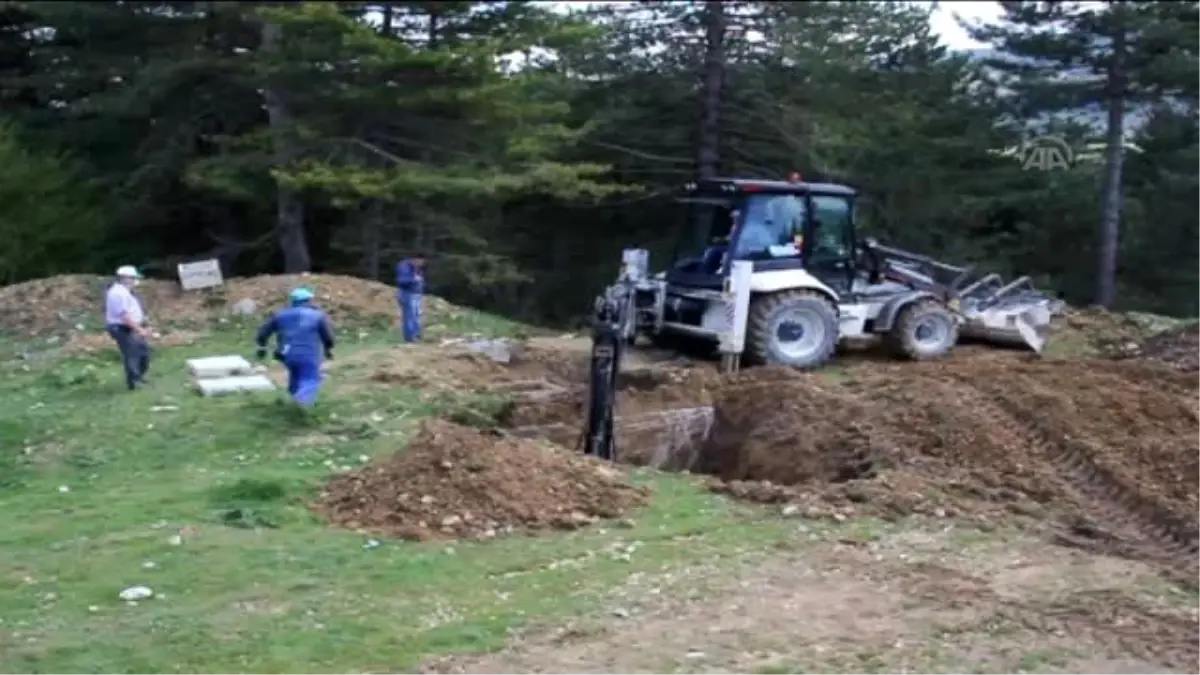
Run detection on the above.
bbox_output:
[254,287,335,407]
[395,252,426,342]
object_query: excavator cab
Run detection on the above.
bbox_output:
[667,175,859,295]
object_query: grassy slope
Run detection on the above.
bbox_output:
[0,319,801,673]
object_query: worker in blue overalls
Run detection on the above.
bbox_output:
[254,287,335,407]
[395,252,426,342]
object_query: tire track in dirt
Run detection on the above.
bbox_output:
[963,372,1199,584]
[681,359,1196,587]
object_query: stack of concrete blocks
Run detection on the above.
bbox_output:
[187,355,277,397]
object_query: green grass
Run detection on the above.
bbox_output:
[0,321,803,673]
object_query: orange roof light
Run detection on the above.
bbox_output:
[787,171,802,183]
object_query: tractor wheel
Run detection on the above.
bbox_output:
[885,298,960,360]
[745,290,840,368]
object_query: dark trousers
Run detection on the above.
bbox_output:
[106,324,150,390]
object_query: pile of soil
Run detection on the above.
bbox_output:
[699,359,1199,579]
[0,272,463,336]
[1119,323,1199,372]
[313,419,649,541]
[1057,306,1168,357]
[1037,307,1196,371]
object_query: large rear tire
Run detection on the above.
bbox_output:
[746,290,839,368]
[885,298,960,360]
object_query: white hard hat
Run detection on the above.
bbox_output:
[115,265,142,279]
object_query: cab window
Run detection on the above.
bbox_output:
[810,195,853,260]
[731,193,806,259]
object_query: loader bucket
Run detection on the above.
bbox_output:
[1014,304,1052,353]
[959,299,1055,353]
[951,271,1059,353]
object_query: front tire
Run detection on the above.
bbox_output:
[886,298,959,360]
[745,290,840,368]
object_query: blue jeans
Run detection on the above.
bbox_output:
[284,356,323,407]
[398,291,422,342]
[106,324,150,390]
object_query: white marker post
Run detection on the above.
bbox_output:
[717,261,753,373]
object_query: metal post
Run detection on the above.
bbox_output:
[717,261,753,373]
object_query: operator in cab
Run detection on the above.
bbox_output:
[740,194,805,258]
[254,287,335,408]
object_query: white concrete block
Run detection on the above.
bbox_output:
[196,375,277,397]
[187,355,254,379]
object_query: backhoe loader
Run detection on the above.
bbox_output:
[594,174,1058,370]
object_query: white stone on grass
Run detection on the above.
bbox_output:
[186,355,254,379]
[195,375,276,397]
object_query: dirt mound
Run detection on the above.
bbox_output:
[0,272,464,336]
[660,359,1199,580]
[700,359,1199,579]
[1056,307,1182,358]
[1119,323,1199,372]
[313,419,649,541]
[350,339,592,394]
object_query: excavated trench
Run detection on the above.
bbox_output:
[493,354,1200,586]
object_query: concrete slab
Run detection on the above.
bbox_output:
[187,355,254,379]
[196,374,277,397]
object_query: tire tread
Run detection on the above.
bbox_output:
[745,290,839,368]
[885,298,960,360]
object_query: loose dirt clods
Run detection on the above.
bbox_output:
[313,419,649,541]
[1056,306,1177,356]
[686,359,1200,582]
[1120,322,1199,372]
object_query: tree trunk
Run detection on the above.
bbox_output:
[260,19,311,273]
[361,200,383,280]
[1095,10,1128,308]
[697,1,726,179]
[379,3,393,37]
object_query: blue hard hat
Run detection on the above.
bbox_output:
[289,287,315,303]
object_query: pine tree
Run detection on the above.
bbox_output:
[970,1,1199,307]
